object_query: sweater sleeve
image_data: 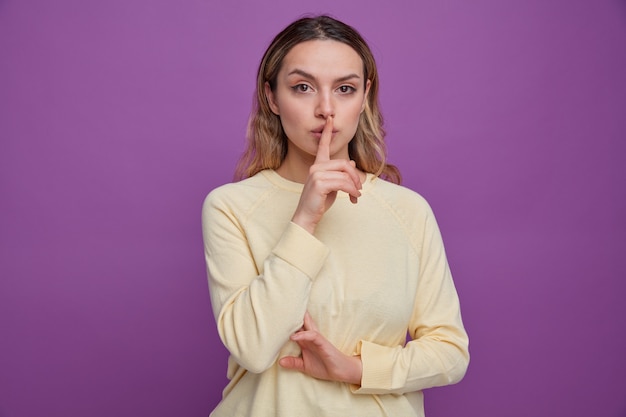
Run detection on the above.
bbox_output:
[202,190,330,374]
[353,206,469,395]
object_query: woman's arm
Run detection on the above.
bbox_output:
[278,202,469,392]
[354,208,469,394]
[202,195,329,373]
[203,118,364,374]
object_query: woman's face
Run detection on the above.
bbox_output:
[266,40,370,164]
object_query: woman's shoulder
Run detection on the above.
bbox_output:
[369,176,432,213]
[206,171,266,196]
[202,171,277,211]
[368,177,445,249]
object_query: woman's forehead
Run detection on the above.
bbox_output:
[280,40,364,79]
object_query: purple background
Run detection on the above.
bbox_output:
[1,0,625,416]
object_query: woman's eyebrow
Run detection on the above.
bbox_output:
[287,68,361,83]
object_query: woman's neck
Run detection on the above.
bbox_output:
[275,157,310,184]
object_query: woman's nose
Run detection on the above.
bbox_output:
[315,92,335,119]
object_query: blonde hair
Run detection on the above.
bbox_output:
[235,15,401,184]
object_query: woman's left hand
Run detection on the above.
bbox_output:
[279,312,362,385]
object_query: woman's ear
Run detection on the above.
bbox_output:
[361,79,372,113]
[265,82,280,115]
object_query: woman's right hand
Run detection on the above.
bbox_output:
[291,116,363,235]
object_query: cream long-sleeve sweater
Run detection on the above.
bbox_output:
[201,169,469,417]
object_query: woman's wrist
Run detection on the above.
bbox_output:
[342,355,363,386]
[291,213,317,235]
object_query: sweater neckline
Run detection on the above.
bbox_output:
[261,169,376,195]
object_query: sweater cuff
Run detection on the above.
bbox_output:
[351,340,398,394]
[272,222,329,280]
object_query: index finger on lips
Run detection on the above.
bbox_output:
[315,116,333,163]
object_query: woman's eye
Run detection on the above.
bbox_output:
[338,85,356,94]
[292,84,310,93]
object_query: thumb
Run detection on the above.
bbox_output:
[279,356,304,371]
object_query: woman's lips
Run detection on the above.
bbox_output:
[311,129,338,139]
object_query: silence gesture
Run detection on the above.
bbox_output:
[291,116,363,235]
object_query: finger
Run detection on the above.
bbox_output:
[348,165,360,204]
[290,330,328,353]
[348,161,361,204]
[308,166,362,193]
[311,159,362,196]
[303,311,319,332]
[307,172,362,202]
[314,116,333,164]
[279,356,305,372]
[349,160,362,191]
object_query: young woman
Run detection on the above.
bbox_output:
[202,15,469,417]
